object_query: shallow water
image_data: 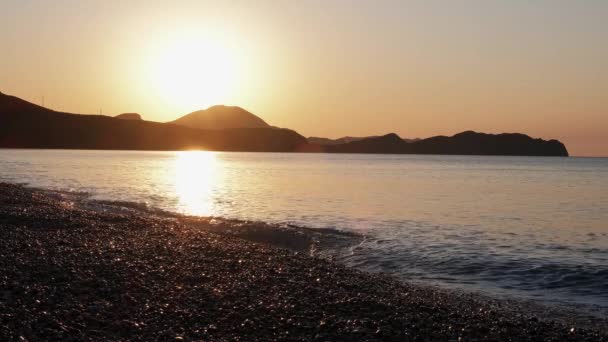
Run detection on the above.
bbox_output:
[0,149,607,311]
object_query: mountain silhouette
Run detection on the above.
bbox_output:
[0,92,306,152]
[0,91,568,156]
[170,105,269,130]
[409,131,568,156]
[325,131,568,156]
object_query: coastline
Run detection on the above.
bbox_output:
[0,182,606,341]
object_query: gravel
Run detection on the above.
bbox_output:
[0,182,605,341]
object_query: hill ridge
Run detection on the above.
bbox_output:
[170,105,269,130]
[0,91,568,156]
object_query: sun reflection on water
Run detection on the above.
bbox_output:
[173,151,219,216]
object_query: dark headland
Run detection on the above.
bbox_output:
[0,91,568,156]
[1,183,605,341]
[324,132,569,156]
[0,92,305,152]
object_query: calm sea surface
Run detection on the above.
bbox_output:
[1,149,607,311]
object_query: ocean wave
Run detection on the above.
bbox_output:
[337,228,608,315]
[56,192,367,257]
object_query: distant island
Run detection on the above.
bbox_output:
[0,91,568,156]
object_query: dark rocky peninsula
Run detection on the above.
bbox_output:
[325,131,568,156]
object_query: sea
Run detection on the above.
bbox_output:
[1,149,606,315]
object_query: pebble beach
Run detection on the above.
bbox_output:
[0,182,606,341]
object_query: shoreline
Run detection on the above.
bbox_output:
[34,182,608,319]
[0,182,606,341]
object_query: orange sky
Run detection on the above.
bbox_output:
[1,1,606,156]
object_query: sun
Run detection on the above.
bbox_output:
[149,34,239,111]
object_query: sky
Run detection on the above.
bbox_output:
[1,0,607,156]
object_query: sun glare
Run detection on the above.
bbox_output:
[149,34,239,111]
[173,151,220,216]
